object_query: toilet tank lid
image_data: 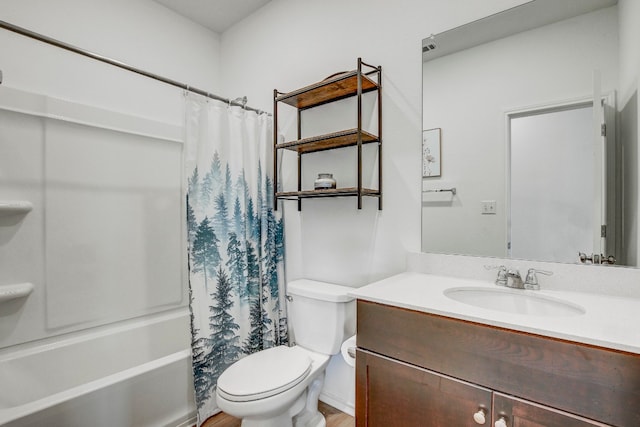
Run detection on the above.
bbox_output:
[287,279,355,302]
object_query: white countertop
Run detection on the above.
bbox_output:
[349,272,640,355]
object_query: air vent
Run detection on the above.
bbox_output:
[422,43,436,52]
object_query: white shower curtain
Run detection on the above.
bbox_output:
[183,93,287,424]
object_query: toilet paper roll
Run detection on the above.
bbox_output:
[341,335,357,367]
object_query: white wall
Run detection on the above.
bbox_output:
[219,0,531,415]
[421,8,618,258]
[1,0,221,124]
[220,0,530,287]
[0,0,220,347]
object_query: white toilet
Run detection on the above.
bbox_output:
[215,279,356,427]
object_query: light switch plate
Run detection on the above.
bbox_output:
[481,200,496,214]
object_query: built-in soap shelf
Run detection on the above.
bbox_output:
[0,200,33,217]
[0,282,34,302]
[0,202,34,302]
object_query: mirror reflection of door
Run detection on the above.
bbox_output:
[509,103,603,263]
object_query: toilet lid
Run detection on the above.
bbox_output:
[217,346,312,402]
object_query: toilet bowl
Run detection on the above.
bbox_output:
[215,279,355,427]
[216,346,330,427]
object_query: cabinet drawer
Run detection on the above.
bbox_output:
[357,300,640,426]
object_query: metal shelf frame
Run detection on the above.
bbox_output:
[273,58,382,211]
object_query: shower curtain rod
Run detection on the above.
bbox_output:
[0,19,270,115]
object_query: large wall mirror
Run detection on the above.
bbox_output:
[421,0,639,268]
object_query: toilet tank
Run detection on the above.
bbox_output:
[287,279,356,355]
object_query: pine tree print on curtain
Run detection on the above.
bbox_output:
[184,95,287,426]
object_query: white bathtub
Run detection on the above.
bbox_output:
[0,309,196,427]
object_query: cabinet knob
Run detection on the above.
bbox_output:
[494,416,508,427]
[473,408,486,424]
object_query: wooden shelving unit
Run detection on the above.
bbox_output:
[273,58,382,210]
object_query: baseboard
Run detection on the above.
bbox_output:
[319,392,355,417]
[174,414,198,427]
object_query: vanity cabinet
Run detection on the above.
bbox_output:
[356,300,640,427]
[273,58,382,210]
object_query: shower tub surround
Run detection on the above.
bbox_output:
[0,310,195,427]
[0,85,193,426]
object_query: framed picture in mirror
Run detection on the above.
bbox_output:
[422,128,441,177]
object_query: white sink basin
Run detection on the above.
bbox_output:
[444,287,585,317]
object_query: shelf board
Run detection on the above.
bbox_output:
[277,129,379,153]
[0,200,33,217]
[276,71,379,110]
[276,187,381,200]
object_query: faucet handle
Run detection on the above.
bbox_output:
[524,268,553,290]
[485,265,508,286]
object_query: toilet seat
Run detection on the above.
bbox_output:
[217,346,312,402]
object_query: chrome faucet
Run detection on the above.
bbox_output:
[487,265,522,288]
[487,265,553,290]
[506,269,524,289]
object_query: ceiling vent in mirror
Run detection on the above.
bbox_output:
[422,34,437,52]
[422,43,436,52]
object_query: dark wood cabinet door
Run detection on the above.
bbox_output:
[493,393,610,427]
[356,349,492,427]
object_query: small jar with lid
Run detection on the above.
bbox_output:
[314,173,336,190]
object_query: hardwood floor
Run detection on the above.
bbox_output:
[201,401,354,427]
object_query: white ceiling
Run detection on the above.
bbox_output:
[153,0,272,33]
